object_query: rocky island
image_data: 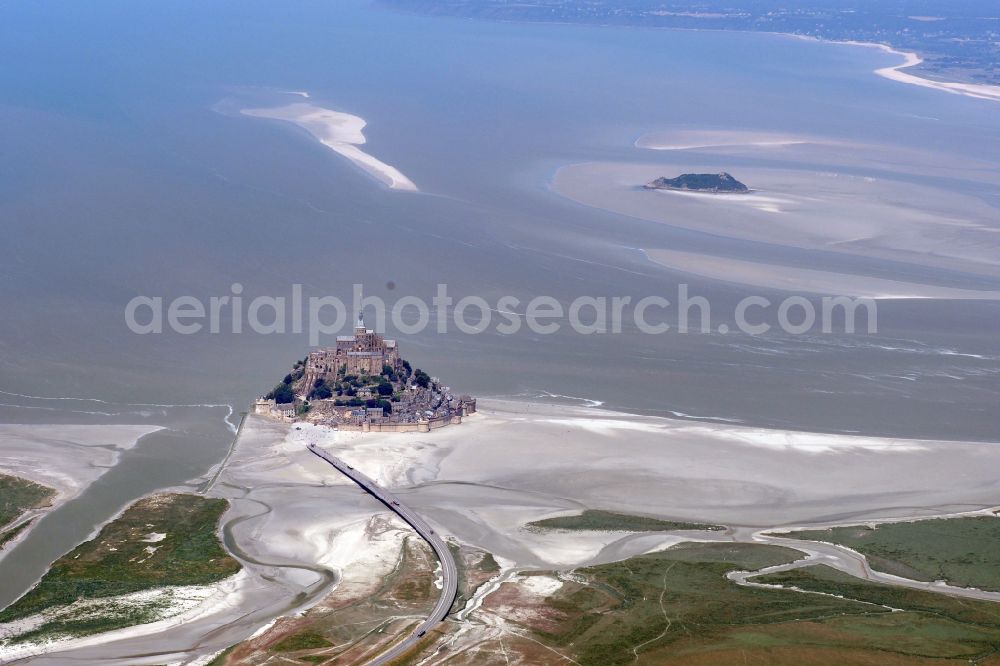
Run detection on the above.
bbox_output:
[644,172,749,193]
[254,313,476,432]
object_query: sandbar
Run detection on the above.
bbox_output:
[242,102,418,191]
[645,248,1000,300]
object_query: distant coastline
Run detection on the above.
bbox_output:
[789,34,1000,104]
[376,1,1000,103]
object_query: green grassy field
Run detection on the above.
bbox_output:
[527,510,723,532]
[538,542,852,665]
[531,541,1000,665]
[0,492,240,639]
[272,630,333,651]
[0,473,54,529]
[756,564,1000,659]
[785,516,1000,591]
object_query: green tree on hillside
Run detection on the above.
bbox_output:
[268,383,295,404]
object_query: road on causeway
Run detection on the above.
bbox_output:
[308,443,458,665]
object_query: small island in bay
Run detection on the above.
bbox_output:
[644,172,749,193]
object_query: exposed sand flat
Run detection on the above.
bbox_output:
[0,424,162,557]
[636,129,1000,185]
[552,161,1000,280]
[22,402,1000,661]
[645,248,1000,300]
[17,418,419,664]
[283,401,1000,570]
[0,424,162,500]
[241,102,418,191]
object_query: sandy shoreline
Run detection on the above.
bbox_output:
[787,34,1000,104]
[241,102,418,191]
[860,41,1000,104]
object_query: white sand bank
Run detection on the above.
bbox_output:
[241,102,418,191]
[636,129,814,151]
[645,248,1000,300]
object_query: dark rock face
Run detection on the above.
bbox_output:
[644,172,749,193]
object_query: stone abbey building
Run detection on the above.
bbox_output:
[303,313,402,385]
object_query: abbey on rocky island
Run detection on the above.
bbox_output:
[255,313,476,432]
